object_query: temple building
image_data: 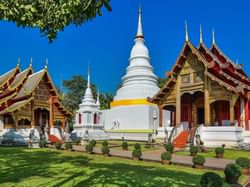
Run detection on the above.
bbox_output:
[72,67,109,140]
[104,8,166,140]
[0,62,73,141]
[150,24,250,147]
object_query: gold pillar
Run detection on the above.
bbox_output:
[159,106,163,127]
[176,77,181,126]
[49,97,54,128]
[31,100,35,128]
[204,75,210,126]
[230,95,236,126]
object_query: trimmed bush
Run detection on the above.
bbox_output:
[215,147,224,154]
[236,157,250,169]
[190,146,199,155]
[102,141,108,147]
[101,146,110,155]
[89,140,96,147]
[192,155,205,165]
[224,163,241,184]
[55,141,62,150]
[165,143,174,153]
[64,142,73,150]
[85,144,94,153]
[132,149,142,158]
[134,143,141,150]
[122,141,128,150]
[161,152,172,161]
[39,139,47,148]
[200,172,223,187]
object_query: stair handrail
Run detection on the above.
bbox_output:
[168,124,184,143]
[188,125,199,146]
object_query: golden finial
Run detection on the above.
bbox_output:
[212,28,215,45]
[200,24,203,43]
[45,57,48,69]
[30,57,32,67]
[185,20,189,42]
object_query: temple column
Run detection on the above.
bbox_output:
[204,76,210,126]
[62,117,66,131]
[31,100,35,128]
[49,96,54,128]
[230,95,236,126]
[245,99,249,130]
[176,77,181,126]
[240,98,245,128]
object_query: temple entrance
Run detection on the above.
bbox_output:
[35,108,49,134]
[197,107,204,125]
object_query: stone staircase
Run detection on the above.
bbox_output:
[173,130,189,148]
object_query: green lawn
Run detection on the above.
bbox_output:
[175,149,250,160]
[0,147,232,187]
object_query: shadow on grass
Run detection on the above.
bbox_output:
[0,147,202,187]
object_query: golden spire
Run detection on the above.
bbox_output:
[185,20,189,42]
[17,58,20,67]
[200,24,203,43]
[45,57,48,69]
[29,57,32,67]
[212,29,215,45]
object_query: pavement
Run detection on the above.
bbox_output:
[71,145,235,170]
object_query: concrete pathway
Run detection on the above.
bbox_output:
[75,146,235,170]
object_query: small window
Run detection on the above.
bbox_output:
[181,74,190,84]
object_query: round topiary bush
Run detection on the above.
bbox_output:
[101,146,110,155]
[102,141,108,147]
[89,140,96,147]
[134,143,141,150]
[55,141,62,150]
[85,144,94,153]
[161,152,172,161]
[200,172,223,187]
[165,143,174,154]
[132,149,142,159]
[215,147,224,154]
[224,163,241,184]
[64,142,73,150]
[190,146,199,156]
[236,157,250,169]
[122,141,128,150]
[193,155,205,167]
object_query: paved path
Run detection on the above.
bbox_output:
[72,145,234,170]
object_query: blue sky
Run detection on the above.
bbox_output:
[0,0,249,94]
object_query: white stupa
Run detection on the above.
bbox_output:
[104,7,160,141]
[72,66,109,140]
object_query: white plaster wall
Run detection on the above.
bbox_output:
[162,110,170,127]
[104,105,159,130]
[0,116,4,133]
[243,130,250,143]
[200,126,244,147]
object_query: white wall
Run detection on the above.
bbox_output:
[104,105,159,130]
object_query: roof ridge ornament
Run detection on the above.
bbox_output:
[17,58,20,67]
[185,20,189,42]
[45,57,48,69]
[212,28,216,45]
[200,24,203,43]
[135,5,144,39]
[30,57,32,67]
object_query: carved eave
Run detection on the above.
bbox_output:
[0,66,20,91]
[0,98,32,115]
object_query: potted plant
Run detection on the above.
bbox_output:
[189,146,199,156]
[85,144,94,154]
[200,172,223,187]
[122,141,128,150]
[215,147,224,158]
[224,163,241,184]
[236,157,250,175]
[55,141,62,150]
[101,146,110,156]
[192,155,205,169]
[161,152,172,165]
[132,148,142,160]
[65,142,73,151]
[165,143,174,154]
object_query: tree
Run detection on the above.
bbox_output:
[0,0,112,42]
[100,92,113,109]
